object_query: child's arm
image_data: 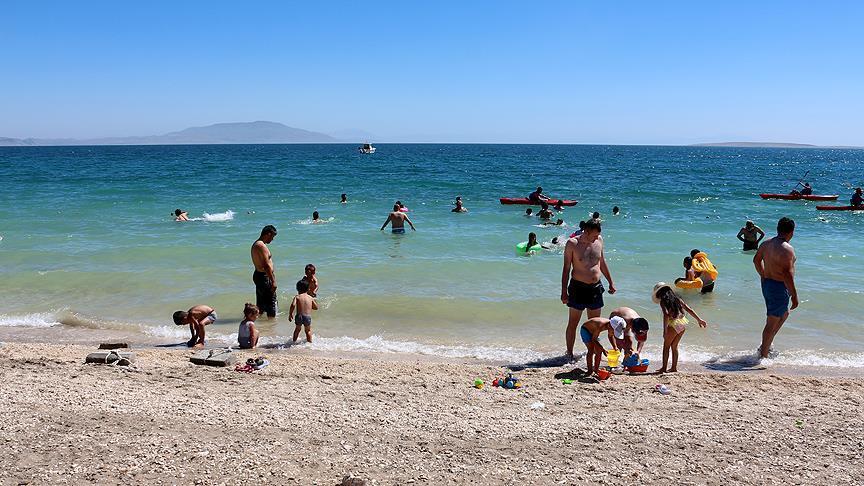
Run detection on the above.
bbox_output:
[681,302,708,328]
[288,296,297,322]
[191,317,205,344]
[311,298,318,311]
[606,327,618,351]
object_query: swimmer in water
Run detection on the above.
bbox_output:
[312,211,327,224]
[381,204,415,234]
[554,200,565,212]
[341,193,347,204]
[525,208,533,217]
[612,206,620,216]
[452,197,468,212]
[538,202,554,220]
[174,209,189,222]
[737,220,765,251]
[543,218,565,226]
[591,211,601,223]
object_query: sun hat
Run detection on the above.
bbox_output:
[610,316,626,340]
[652,282,672,304]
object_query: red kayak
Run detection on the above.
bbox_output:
[760,193,839,201]
[500,197,578,206]
[816,205,864,211]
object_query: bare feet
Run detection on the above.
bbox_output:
[656,368,667,374]
[669,368,678,373]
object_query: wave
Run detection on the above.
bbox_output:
[0,312,62,328]
[295,217,335,225]
[187,210,235,222]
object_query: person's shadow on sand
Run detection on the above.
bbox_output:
[553,368,599,384]
[702,352,767,372]
[508,354,586,372]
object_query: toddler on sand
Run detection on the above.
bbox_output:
[652,282,709,373]
[289,279,318,343]
[238,303,260,349]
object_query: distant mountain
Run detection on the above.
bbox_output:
[693,142,818,148]
[0,121,340,146]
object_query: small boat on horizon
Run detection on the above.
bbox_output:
[358,143,376,154]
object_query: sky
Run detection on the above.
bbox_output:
[2,1,863,145]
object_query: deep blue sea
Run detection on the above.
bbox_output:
[1,144,862,367]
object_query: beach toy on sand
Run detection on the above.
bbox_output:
[562,379,573,384]
[655,384,670,395]
[627,364,649,373]
[606,350,621,367]
[596,369,611,380]
[473,379,484,389]
[622,353,640,368]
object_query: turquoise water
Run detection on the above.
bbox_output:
[1,144,862,366]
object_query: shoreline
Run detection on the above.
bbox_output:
[2,329,862,379]
[1,341,862,484]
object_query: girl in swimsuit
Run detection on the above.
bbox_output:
[652,283,708,373]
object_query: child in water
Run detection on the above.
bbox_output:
[674,256,697,285]
[238,303,260,349]
[289,279,318,343]
[652,282,708,373]
[172,304,217,348]
[302,263,319,297]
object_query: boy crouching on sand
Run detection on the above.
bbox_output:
[238,303,260,349]
[173,304,217,348]
[579,317,623,375]
[289,279,318,343]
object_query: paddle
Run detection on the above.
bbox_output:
[792,170,810,190]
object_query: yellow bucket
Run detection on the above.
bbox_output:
[607,350,621,367]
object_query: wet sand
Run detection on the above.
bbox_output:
[1,342,862,485]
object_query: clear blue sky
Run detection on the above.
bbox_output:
[3,1,863,144]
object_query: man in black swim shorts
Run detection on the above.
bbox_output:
[561,219,616,360]
[251,225,278,318]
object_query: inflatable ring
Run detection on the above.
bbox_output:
[516,242,543,255]
[691,252,718,279]
[675,278,704,290]
[398,207,409,213]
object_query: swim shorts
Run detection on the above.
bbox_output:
[700,281,715,294]
[203,311,218,324]
[579,325,593,344]
[743,240,758,251]
[392,228,406,234]
[761,278,790,317]
[253,271,277,317]
[295,314,312,326]
[567,280,605,310]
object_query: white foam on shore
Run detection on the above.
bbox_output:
[0,312,62,328]
[304,335,549,363]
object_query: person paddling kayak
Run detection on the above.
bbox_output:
[851,187,864,207]
[528,186,550,204]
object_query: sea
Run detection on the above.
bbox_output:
[1,144,862,369]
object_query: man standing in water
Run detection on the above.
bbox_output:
[753,217,797,358]
[380,204,416,233]
[252,225,278,318]
[561,219,616,360]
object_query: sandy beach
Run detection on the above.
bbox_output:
[1,342,862,485]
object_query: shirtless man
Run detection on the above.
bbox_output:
[528,186,549,204]
[174,209,189,221]
[753,217,797,359]
[561,219,616,359]
[737,220,765,251]
[609,306,650,355]
[380,204,416,234]
[251,225,278,318]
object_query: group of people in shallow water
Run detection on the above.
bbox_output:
[170,189,801,375]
